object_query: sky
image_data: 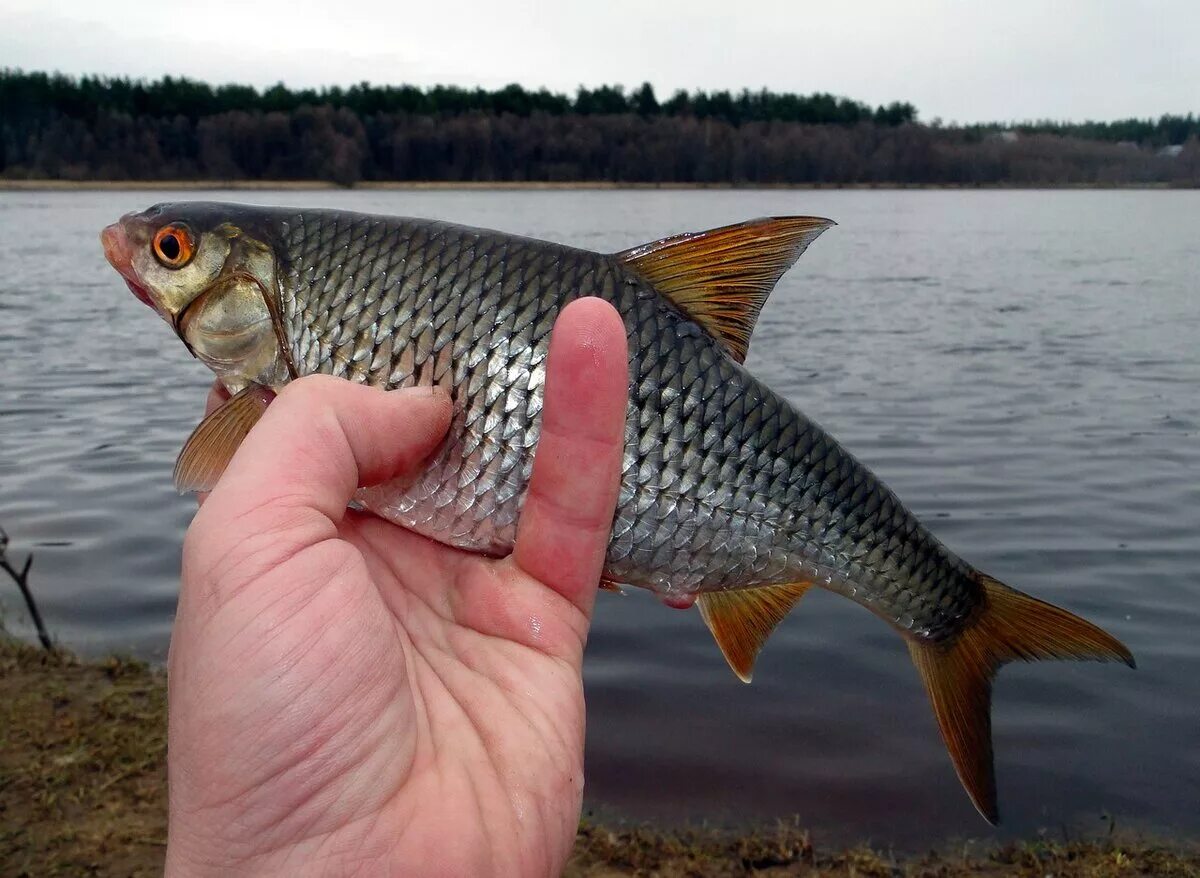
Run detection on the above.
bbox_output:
[1,0,1195,124]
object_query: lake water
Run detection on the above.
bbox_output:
[1,188,1198,846]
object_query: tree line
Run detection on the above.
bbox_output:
[974,116,1200,149]
[1,71,917,127]
[1,70,1196,186]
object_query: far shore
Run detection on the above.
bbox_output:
[2,631,1197,876]
[1,178,1193,192]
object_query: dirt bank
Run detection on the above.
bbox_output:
[1,637,1195,876]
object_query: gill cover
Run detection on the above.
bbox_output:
[180,272,289,389]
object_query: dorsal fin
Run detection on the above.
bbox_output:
[616,216,834,362]
[697,581,813,682]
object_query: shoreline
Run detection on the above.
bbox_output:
[0,178,1194,192]
[2,634,1197,876]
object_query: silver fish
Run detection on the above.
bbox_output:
[102,202,1133,822]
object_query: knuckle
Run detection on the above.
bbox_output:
[277,374,329,407]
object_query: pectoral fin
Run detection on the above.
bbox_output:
[173,384,275,493]
[697,581,812,683]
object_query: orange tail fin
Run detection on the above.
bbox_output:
[907,573,1134,823]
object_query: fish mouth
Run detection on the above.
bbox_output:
[101,221,157,312]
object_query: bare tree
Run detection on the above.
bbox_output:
[0,525,52,652]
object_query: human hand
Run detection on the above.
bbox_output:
[165,298,629,877]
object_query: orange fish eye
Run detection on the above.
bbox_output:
[152,224,195,268]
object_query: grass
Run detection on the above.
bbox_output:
[567,821,1200,876]
[0,639,166,876]
[1,635,1196,877]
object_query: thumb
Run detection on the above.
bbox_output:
[185,376,451,598]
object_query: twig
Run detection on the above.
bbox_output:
[0,525,53,651]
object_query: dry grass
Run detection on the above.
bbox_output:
[0,639,166,876]
[567,821,1200,876]
[1,635,1196,877]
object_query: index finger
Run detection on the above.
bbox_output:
[513,297,629,615]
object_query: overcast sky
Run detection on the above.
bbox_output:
[1,0,1195,124]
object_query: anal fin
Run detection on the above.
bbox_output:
[173,384,275,493]
[697,581,811,683]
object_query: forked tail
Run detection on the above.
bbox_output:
[907,572,1134,823]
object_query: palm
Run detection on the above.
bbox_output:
[347,514,590,874]
[165,300,627,877]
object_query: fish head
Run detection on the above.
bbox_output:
[101,203,290,391]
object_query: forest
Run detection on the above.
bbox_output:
[2,70,1197,186]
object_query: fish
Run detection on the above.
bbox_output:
[101,202,1133,823]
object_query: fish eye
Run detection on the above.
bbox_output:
[153,224,195,268]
